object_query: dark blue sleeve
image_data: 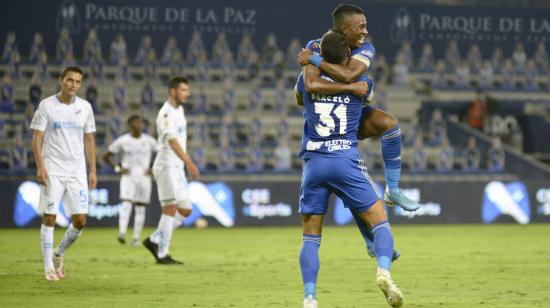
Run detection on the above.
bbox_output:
[351,42,376,66]
[305,39,321,55]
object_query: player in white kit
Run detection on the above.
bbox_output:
[30,66,97,281]
[103,115,157,247]
[142,76,200,264]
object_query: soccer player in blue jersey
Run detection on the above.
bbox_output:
[299,4,419,212]
[298,2,417,263]
[296,30,404,308]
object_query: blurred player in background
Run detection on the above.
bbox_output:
[30,66,96,281]
[103,115,157,247]
[142,76,200,264]
[298,2,414,263]
[296,31,403,308]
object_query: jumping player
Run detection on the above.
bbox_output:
[297,31,403,308]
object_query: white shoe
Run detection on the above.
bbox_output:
[53,254,65,279]
[303,295,318,308]
[131,239,140,247]
[45,268,59,281]
[376,270,403,307]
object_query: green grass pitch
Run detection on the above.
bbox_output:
[1,225,549,307]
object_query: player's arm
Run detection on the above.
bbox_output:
[303,65,370,97]
[84,133,97,189]
[299,49,370,83]
[168,138,200,180]
[32,130,47,186]
[102,151,128,174]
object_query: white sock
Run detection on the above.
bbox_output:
[132,206,146,241]
[55,224,82,256]
[157,214,174,259]
[150,228,161,244]
[40,224,54,271]
[118,201,132,236]
[172,211,185,229]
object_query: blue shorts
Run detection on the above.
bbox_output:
[361,105,375,120]
[299,157,380,215]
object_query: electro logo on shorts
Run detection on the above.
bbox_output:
[241,188,292,219]
[482,181,530,224]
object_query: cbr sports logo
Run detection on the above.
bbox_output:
[184,182,235,227]
[391,7,415,43]
[482,181,530,224]
[57,0,81,33]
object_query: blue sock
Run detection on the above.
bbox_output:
[351,210,375,253]
[381,125,402,191]
[300,234,321,298]
[371,221,394,271]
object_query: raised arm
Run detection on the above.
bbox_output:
[84,133,97,189]
[303,65,370,97]
[318,57,368,83]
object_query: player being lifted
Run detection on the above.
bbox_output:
[297,31,404,308]
[298,2,418,261]
[142,76,200,264]
[103,115,157,247]
[31,66,97,281]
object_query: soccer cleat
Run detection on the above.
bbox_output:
[117,234,126,244]
[303,295,318,308]
[52,253,65,279]
[368,248,401,262]
[384,188,420,212]
[143,237,160,261]
[156,255,183,265]
[376,271,404,308]
[131,239,140,248]
[45,268,60,281]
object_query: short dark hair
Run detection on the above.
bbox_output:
[168,76,188,89]
[320,30,349,64]
[60,66,84,79]
[127,114,142,125]
[332,4,364,26]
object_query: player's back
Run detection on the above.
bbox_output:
[296,72,368,160]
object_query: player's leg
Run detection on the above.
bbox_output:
[349,208,400,262]
[356,202,403,308]
[301,214,323,308]
[38,175,63,281]
[53,177,89,279]
[358,107,419,212]
[298,157,329,308]
[131,178,152,247]
[143,167,182,264]
[118,176,134,244]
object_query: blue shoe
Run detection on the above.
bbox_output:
[384,188,420,211]
[368,248,401,262]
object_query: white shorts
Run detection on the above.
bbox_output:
[153,167,191,208]
[120,175,152,204]
[38,175,89,216]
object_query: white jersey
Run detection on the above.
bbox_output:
[30,95,95,178]
[153,101,187,169]
[108,133,157,176]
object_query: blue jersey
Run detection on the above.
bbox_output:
[296,72,372,160]
[306,39,376,69]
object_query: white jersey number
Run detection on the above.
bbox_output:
[314,103,347,137]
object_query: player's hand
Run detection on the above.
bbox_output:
[145,168,153,176]
[298,48,312,66]
[37,166,48,186]
[186,163,200,180]
[119,168,130,175]
[88,171,97,190]
[348,81,370,97]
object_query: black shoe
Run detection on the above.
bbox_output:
[117,235,126,244]
[157,255,183,265]
[142,237,159,261]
